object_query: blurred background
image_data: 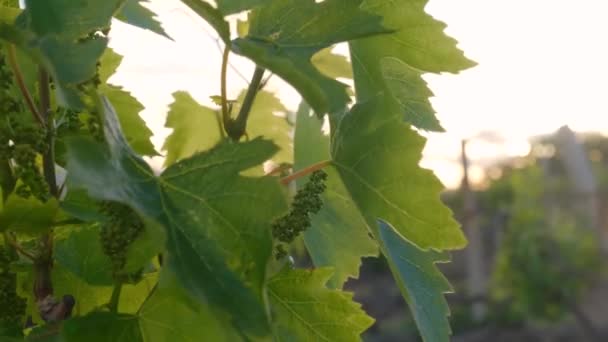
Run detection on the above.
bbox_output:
[107,0,608,340]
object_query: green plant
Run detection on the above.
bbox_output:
[491,167,602,322]
[0,1,473,341]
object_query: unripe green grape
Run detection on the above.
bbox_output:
[271,170,328,258]
[99,202,145,274]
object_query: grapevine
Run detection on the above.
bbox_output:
[0,1,474,340]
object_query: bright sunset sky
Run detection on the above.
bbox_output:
[103,0,608,188]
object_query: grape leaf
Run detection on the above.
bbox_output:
[232,0,387,115]
[25,0,120,40]
[54,225,114,286]
[377,220,453,342]
[359,0,475,74]
[99,49,158,156]
[0,195,59,235]
[138,270,242,341]
[215,0,272,15]
[66,96,287,337]
[330,99,465,251]
[267,267,374,341]
[349,0,475,131]
[311,47,352,80]
[116,0,170,39]
[11,1,118,108]
[294,102,377,288]
[379,56,442,131]
[62,313,143,342]
[163,90,291,166]
[162,91,221,166]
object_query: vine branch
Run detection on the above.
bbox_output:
[280,160,331,185]
[6,44,45,127]
[39,68,58,198]
[226,66,265,141]
[108,282,123,313]
[220,45,230,132]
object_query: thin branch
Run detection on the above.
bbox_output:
[280,160,331,185]
[39,68,58,198]
[108,282,123,313]
[220,46,231,132]
[6,44,45,127]
[227,66,265,141]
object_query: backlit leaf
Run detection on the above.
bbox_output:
[377,220,453,342]
[330,99,465,250]
[232,0,387,115]
[162,91,222,166]
[267,267,374,341]
[116,0,170,39]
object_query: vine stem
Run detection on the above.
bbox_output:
[220,45,230,132]
[34,66,55,304]
[280,160,331,185]
[227,66,265,140]
[108,282,123,313]
[6,44,45,127]
[39,68,58,198]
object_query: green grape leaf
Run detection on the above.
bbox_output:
[359,0,475,74]
[116,0,170,39]
[66,96,287,337]
[54,225,114,286]
[232,0,387,115]
[311,47,353,80]
[63,312,143,341]
[12,1,119,109]
[0,195,59,235]
[349,0,475,131]
[162,91,222,166]
[25,0,120,40]
[330,99,466,251]
[294,102,377,288]
[237,89,291,164]
[99,49,158,156]
[215,0,272,15]
[267,267,374,341]
[379,56,443,131]
[138,270,242,341]
[102,85,158,156]
[377,220,453,342]
[181,0,230,44]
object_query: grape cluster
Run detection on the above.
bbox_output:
[56,107,83,134]
[99,202,145,274]
[271,170,327,258]
[0,246,26,329]
[0,46,50,201]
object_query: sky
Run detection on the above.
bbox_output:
[106,0,608,188]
